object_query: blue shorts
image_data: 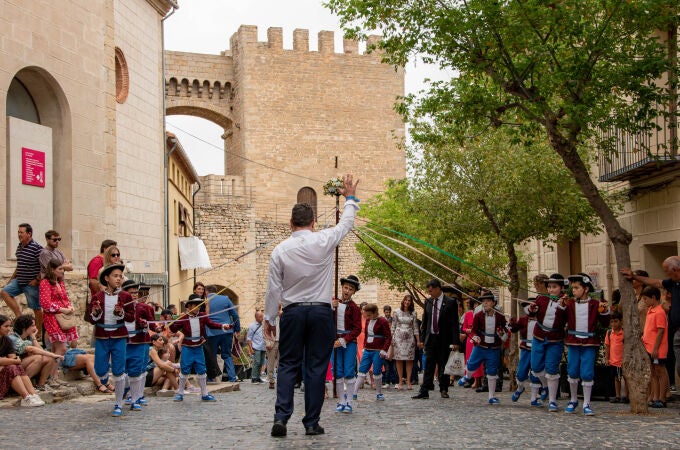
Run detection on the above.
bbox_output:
[517,348,541,383]
[62,348,87,369]
[567,345,596,382]
[531,337,563,376]
[180,345,206,376]
[466,346,500,377]
[332,341,358,379]
[358,349,385,376]
[3,279,40,309]
[126,343,150,378]
[94,337,127,380]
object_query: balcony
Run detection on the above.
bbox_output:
[598,109,679,183]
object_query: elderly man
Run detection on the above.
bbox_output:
[1,224,43,330]
[264,174,359,438]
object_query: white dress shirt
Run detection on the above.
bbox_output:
[264,199,359,324]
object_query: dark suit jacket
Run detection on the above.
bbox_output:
[420,295,461,348]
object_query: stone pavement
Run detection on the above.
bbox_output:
[2,379,679,449]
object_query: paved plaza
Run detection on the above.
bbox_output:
[2,379,679,449]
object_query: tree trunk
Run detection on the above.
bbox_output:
[546,130,649,413]
[614,241,651,413]
[505,242,520,392]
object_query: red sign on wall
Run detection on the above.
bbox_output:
[22,147,46,188]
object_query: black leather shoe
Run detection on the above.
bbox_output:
[412,391,429,399]
[305,424,325,436]
[440,391,450,398]
[271,420,287,437]
[476,385,489,393]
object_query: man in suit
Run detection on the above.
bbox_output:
[413,279,461,399]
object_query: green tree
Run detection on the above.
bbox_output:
[327,0,678,412]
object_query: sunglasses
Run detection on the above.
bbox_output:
[51,237,62,241]
[111,253,120,257]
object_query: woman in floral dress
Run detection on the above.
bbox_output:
[40,258,78,356]
[390,294,421,390]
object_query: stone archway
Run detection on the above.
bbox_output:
[4,66,72,258]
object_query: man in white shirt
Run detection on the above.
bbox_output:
[265,174,359,438]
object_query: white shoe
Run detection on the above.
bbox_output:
[21,394,45,407]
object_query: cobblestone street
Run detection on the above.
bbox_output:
[3,379,679,449]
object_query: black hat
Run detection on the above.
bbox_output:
[98,263,126,286]
[121,280,140,291]
[441,285,458,294]
[545,273,569,287]
[568,273,594,290]
[340,275,360,291]
[478,292,496,304]
[182,293,203,308]
[138,283,151,292]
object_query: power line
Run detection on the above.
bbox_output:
[166,120,384,193]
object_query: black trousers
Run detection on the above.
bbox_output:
[420,335,451,393]
[202,340,221,379]
[274,304,334,428]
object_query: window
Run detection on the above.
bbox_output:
[297,187,317,220]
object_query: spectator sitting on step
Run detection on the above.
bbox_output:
[0,314,45,406]
[61,346,112,393]
[147,334,179,394]
[9,314,63,390]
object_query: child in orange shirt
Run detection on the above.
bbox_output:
[641,286,670,408]
[604,311,628,403]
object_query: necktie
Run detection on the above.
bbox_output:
[432,298,439,334]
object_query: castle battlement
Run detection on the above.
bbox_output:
[229,25,382,56]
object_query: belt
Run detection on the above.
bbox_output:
[368,334,385,339]
[568,330,594,338]
[183,336,203,342]
[284,302,330,310]
[96,322,125,329]
[538,323,561,333]
[480,331,497,338]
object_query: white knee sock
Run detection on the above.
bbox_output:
[113,374,127,407]
[354,374,366,397]
[530,382,541,402]
[336,378,346,402]
[345,378,356,406]
[197,374,208,396]
[488,376,498,399]
[130,374,146,402]
[374,374,383,395]
[583,382,593,406]
[533,370,547,388]
[516,379,525,391]
[568,378,579,403]
[177,373,188,395]
[547,375,559,403]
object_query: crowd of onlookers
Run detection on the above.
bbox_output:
[1,222,678,412]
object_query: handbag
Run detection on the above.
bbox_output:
[55,312,76,331]
[444,350,465,377]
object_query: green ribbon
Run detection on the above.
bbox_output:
[362,222,513,287]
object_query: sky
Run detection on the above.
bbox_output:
[163,0,449,175]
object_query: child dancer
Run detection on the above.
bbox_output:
[122,280,155,410]
[352,304,392,402]
[87,263,135,417]
[530,273,568,412]
[465,292,507,404]
[170,296,232,402]
[564,273,610,415]
[332,275,362,413]
[509,299,543,406]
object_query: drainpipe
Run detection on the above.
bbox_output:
[161,3,177,307]
[192,179,202,286]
